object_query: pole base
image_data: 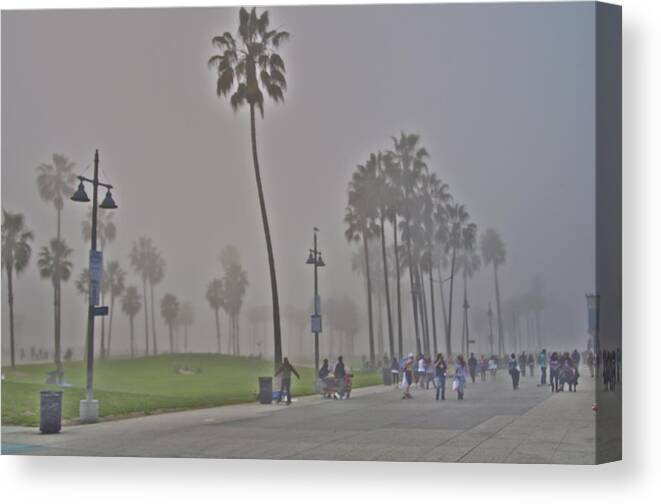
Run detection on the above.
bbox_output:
[79,399,99,423]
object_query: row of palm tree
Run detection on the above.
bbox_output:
[205,246,249,356]
[344,132,508,365]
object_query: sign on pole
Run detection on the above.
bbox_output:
[311,314,322,333]
[89,250,103,306]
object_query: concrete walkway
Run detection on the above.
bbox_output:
[2,370,608,464]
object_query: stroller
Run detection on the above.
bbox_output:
[320,373,353,399]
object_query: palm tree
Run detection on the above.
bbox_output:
[36,154,76,242]
[222,261,249,356]
[2,211,34,368]
[481,228,506,356]
[147,250,165,355]
[458,222,480,355]
[389,133,428,356]
[37,238,73,366]
[129,237,154,356]
[206,278,224,353]
[105,260,126,357]
[178,302,194,352]
[374,152,395,360]
[445,203,470,357]
[121,286,142,358]
[345,158,379,366]
[75,268,89,304]
[160,293,180,354]
[209,7,290,370]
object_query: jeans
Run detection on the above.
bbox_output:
[550,369,559,392]
[278,377,291,404]
[435,374,446,400]
[511,370,520,389]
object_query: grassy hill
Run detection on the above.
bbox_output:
[1,354,382,426]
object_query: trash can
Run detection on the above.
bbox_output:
[40,390,63,434]
[258,377,273,404]
[382,367,392,385]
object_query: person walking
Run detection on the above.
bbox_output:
[275,357,300,405]
[519,351,527,377]
[549,351,560,392]
[586,350,595,378]
[571,349,581,368]
[488,355,498,378]
[453,355,467,400]
[433,353,447,401]
[527,352,535,377]
[391,356,400,385]
[401,353,415,399]
[538,349,548,385]
[479,355,488,382]
[468,353,478,384]
[508,353,521,390]
[416,354,426,388]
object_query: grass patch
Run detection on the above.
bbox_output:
[1,354,382,426]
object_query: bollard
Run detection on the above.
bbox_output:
[40,390,63,434]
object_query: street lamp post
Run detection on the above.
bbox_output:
[306,227,325,375]
[487,303,494,356]
[70,149,118,423]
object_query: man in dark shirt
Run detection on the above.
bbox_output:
[275,357,300,405]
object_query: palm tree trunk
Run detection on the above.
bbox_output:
[428,264,438,357]
[6,266,16,368]
[169,322,173,354]
[494,263,504,357]
[536,311,542,349]
[214,308,221,353]
[107,294,115,358]
[404,222,421,356]
[129,315,135,359]
[446,246,457,357]
[100,290,106,359]
[361,228,375,366]
[249,103,282,371]
[379,213,395,360]
[53,279,61,366]
[142,277,149,356]
[418,266,430,357]
[377,285,384,359]
[438,262,450,356]
[150,283,158,355]
[185,324,189,352]
[461,273,468,355]
[236,314,241,356]
[393,218,403,358]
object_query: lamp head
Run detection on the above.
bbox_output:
[99,189,118,209]
[70,181,90,203]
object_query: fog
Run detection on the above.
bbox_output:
[1,3,596,365]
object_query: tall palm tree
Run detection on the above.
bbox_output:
[209,7,289,370]
[374,152,395,360]
[345,158,379,366]
[147,250,165,355]
[160,293,180,354]
[206,278,224,353]
[445,203,470,357]
[458,222,480,355]
[129,237,154,356]
[36,154,76,242]
[105,260,126,357]
[2,211,34,368]
[222,260,249,356]
[389,133,428,356]
[37,238,73,366]
[481,228,506,356]
[178,302,194,352]
[121,286,141,359]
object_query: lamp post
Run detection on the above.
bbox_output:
[70,149,117,423]
[306,227,325,374]
[487,303,494,356]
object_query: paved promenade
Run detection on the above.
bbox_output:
[2,369,603,463]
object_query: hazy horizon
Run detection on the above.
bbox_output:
[1,3,596,364]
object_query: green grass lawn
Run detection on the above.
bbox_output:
[1,354,382,426]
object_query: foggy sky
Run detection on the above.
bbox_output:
[1,3,596,363]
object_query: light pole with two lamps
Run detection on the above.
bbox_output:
[305,227,325,375]
[70,149,118,423]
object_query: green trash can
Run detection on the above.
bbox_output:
[40,390,63,434]
[258,377,273,404]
